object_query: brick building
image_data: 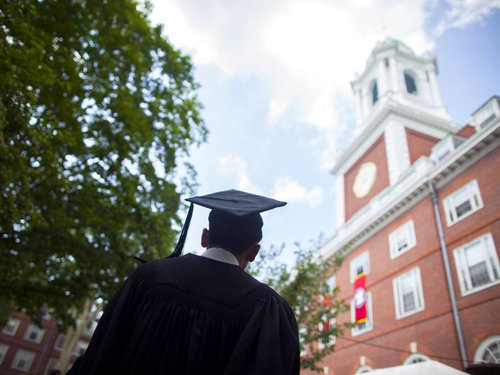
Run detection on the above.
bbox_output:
[0,312,94,374]
[316,39,500,374]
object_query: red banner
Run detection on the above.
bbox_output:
[353,273,367,324]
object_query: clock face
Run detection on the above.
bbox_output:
[353,162,377,198]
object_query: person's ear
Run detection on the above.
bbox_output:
[247,244,261,262]
[201,228,209,248]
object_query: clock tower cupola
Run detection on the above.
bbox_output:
[332,38,458,227]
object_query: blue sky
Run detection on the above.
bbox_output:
[149,1,500,264]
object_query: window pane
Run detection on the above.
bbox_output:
[372,82,378,104]
[405,73,417,94]
[469,262,490,287]
[456,200,472,218]
[403,291,416,312]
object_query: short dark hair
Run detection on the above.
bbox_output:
[208,210,263,254]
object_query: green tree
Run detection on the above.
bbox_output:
[0,0,207,326]
[249,239,351,373]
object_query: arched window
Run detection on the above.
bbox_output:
[404,72,417,95]
[403,353,430,365]
[371,81,378,105]
[355,365,373,373]
[474,336,500,364]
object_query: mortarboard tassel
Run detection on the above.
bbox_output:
[168,202,194,258]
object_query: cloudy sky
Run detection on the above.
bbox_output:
[149,0,500,264]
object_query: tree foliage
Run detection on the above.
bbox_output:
[248,239,352,372]
[0,0,207,326]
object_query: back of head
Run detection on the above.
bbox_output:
[208,210,263,254]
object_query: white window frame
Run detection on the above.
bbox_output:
[355,365,373,373]
[443,180,483,226]
[54,334,65,350]
[403,353,430,364]
[73,340,88,356]
[0,343,8,365]
[393,267,425,319]
[474,335,500,364]
[389,220,416,259]
[11,349,35,372]
[453,232,500,296]
[24,323,45,344]
[2,317,20,336]
[351,292,373,336]
[350,251,370,283]
[45,358,59,374]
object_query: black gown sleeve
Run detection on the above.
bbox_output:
[223,293,300,375]
[67,266,145,375]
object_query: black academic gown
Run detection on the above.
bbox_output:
[68,254,300,375]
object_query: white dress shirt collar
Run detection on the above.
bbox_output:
[200,247,240,266]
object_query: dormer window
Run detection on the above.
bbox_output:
[404,72,417,95]
[371,81,378,105]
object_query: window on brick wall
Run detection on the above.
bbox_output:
[45,358,59,374]
[443,180,483,226]
[24,324,45,344]
[351,292,373,336]
[403,353,430,365]
[355,365,373,373]
[393,268,425,319]
[0,343,9,365]
[11,349,35,372]
[453,233,500,296]
[54,334,65,350]
[350,251,370,283]
[2,317,20,336]
[73,340,89,356]
[474,335,500,364]
[389,220,416,258]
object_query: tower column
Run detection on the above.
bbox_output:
[389,56,399,93]
[427,69,443,107]
[384,121,411,184]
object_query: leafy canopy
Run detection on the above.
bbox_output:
[0,0,207,325]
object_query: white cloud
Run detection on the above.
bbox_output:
[273,177,324,207]
[151,0,498,160]
[219,154,261,193]
[268,96,289,123]
[436,0,500,35]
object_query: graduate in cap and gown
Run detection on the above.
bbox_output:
[67,189,300,375]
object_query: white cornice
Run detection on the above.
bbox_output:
[320,118,500,259]
[331,100,459,175]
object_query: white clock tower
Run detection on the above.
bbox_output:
[332,38,459,228]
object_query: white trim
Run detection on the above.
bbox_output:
[442,179,483,227]
[0,343,8,365]
[355,365,374,374]
[453,232,500,296]
[474,335,500,364]
[54,334,65,351]
[403,353,430,365]
[350,251,370,283]
[23,324,45,344]
[73,340,89,356]
[11,349,35,372]
[335,173,345,227]
[385,121,411,184]
[351,292,373,336]
[389,220,416,259]
[2,317,20,336]
[393,267,425,319]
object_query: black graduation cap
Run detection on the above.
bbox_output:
[133,189,287,262]
[169,189,287,258]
